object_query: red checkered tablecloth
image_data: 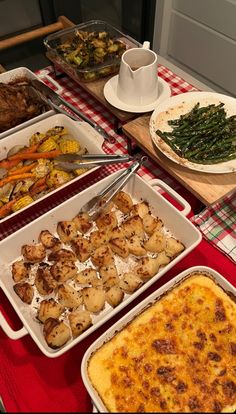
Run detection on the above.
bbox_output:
[0,64,200,240]
[1,64,235,414]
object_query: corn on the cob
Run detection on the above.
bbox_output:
[46,169,72,188]
[29,132,46,146]
[74,168,88,176]
[59,139,81,154]
[12,195,34,212]
[38,137,59,153]
[16,178,35,193]
[46,127,68,138]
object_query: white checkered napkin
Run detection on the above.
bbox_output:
[191,192,236,263]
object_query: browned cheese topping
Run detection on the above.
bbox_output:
[87,274,236,412]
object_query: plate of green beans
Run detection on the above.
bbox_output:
[149,91,236,173]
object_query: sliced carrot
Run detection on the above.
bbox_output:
[0,199,17,218]
[30,183,47,196]
[20,143,40,153]
[8,149,62,161]
[8,162,38,176]
[8,144,40,160]
[0,173,34,188]
[29,176,47,196]
[0,144,40,168]
[0,159,20,170]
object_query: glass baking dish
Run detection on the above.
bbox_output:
[44,20,142,82]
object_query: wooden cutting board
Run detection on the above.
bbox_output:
[122,114,236,206]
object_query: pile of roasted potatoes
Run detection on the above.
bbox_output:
[11,190,185,350]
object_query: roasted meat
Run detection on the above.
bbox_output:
[0,77,49,133]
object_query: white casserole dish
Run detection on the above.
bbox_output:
[81,265,236,413]
[0,171,201,357]
[0,67,58,140]
[0,113,104,223]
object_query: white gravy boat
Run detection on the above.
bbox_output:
[117,41,158,106]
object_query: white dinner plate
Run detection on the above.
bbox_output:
[149,91,236,174]
[103,75,171,113]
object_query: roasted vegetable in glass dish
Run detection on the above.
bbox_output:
[55,29,126,81]
[0,126,88,219]
[156,102,236,164]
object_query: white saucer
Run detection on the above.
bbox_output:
[103,75,171,113]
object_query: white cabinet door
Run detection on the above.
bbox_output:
[153,0,236,96]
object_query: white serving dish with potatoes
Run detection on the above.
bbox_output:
[0,171,201,357]
[0,113,105,223]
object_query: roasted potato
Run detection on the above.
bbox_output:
[121,215,144,239]
[82,287,106,313]
[48,248,77,263]
[91,244,114,268]
[35,263,57,295]
[57,220,78,243]
[73,212,92,234]
[95,211,117,231]
[120,272,143,293]
[165,237,185,258]
[142,213,163,236]
[134,256,161,281]
[108,226,125,240]
[155,251,171,267]
[130,201,149,218]
[50,260,78,282]
[99,263,119,289]
[57,284,83,308]
[38,230,61,249]
[76,268,98,285]
[37,298,64,323]
[70,235,92,262]
[13,282,34,304]
[21,243,46,263]
[105,286,124,307]
[109,237,129,258]
[90,229,110,249]
[144,230,166,253]
[113,190,133,214]
[43,318,71,349]
[126,235,146,256]
[11,259,31,283]
[68,309,92,338]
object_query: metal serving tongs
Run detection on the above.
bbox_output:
[30,80,115,143]
[54,153,134,171]
[79,156,147,220]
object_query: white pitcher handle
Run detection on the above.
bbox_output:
[142,41,150,49]
[149,179,191,216]
[0,311,28,340]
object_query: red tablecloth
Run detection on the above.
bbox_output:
[0,65,235,413]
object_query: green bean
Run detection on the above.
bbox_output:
[156,102,236,164]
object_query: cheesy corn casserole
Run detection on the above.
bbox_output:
[87,273,236,412]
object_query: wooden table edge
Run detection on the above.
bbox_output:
[122,117,236,206]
